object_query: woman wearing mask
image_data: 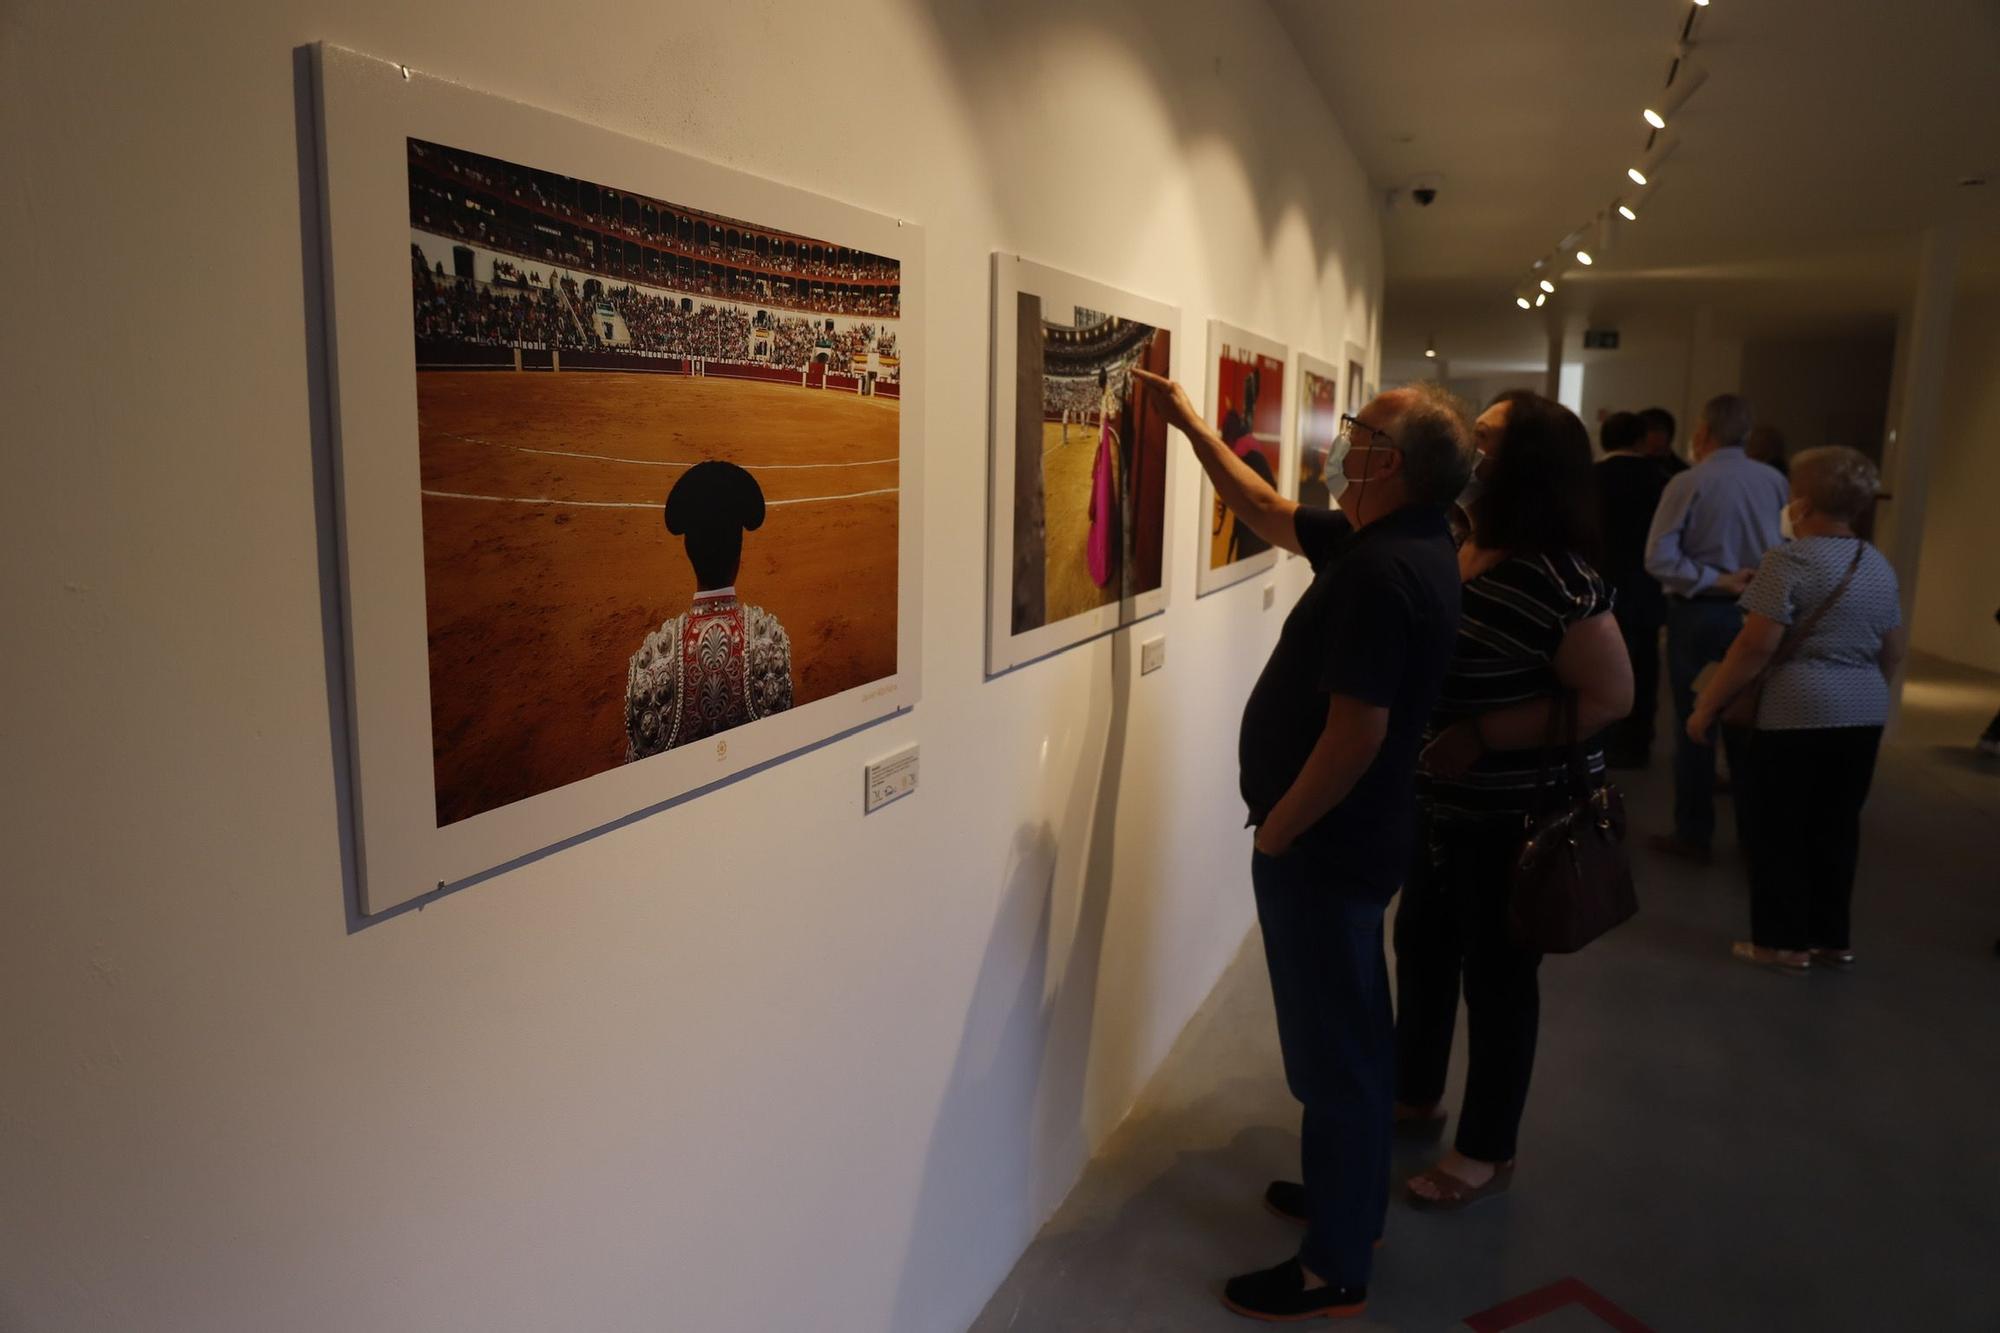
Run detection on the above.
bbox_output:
[1688,447,1906,971]
[1395,391,1634,1209]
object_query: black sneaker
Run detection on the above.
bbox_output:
[1222,1258,1366,1321]
[1263,1180,1308,1224]
[1262,1181,1386,1249]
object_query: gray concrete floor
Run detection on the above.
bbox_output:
[970,655,2000,1332]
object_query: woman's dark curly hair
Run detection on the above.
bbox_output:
[1471,390,1602,564]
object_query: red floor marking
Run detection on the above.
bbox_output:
[1462,1277,1655,1332]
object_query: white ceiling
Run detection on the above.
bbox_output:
[1270,0,2000,373]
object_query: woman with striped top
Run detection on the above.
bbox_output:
[1394,391,1634,1210]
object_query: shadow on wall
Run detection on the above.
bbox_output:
[903,0,1371,324]
[878,4,1378,1328]
[888,630,1135,1333]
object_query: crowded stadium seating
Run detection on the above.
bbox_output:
[412,251,899,381]
[409,138,899,320]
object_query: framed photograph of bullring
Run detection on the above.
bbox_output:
[1196,320,1290,596]
[986,255,1178,675]
[313,44,923,914]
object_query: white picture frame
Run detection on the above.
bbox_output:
[1196,320,1290,596]
[985,255,1178,675]
[1289,350,1345,554]
[313,43,924,914]
[1343,340,1368,420]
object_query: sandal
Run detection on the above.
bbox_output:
[1731,940,1811,974]
[1405,1160,1514,1212]
[1809,947,1856,968]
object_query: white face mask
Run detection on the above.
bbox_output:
[1457,452,1492,512]
[1323,438,1350,503]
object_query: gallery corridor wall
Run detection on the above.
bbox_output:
[1912,286,2000,674]
[0,1,1380,1329]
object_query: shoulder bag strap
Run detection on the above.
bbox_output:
[1530,689,1585,819]
[1563,688,1592,792]
[1528,690,1565,821]
[1717,540,1867,716]
[1767,539,1867,674]
[1792,540,1864,644]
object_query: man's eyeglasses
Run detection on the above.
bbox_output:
[1338,414,1395,450]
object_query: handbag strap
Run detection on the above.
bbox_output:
[1767,539,1867,674]
[1530,689,1589,818]
[1713,539,1867,721]
[1776,536,1864,664]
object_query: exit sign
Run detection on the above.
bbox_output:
[1583,329,1620,350]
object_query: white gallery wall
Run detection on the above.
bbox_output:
[0,2,1380,1331]
[1571,310,1741,449]
[1911,286,2000,674]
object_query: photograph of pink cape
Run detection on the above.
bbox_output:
[1087,415,1115,587]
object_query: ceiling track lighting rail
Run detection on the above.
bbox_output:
[1511,1,1714,310]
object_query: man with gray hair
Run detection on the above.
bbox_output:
[1644,391,1789,861]
[1134,370,1469,1321]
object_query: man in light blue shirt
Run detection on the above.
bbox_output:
[1644,393,1789,859]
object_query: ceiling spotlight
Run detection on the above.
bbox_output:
[1626,136,1680,191]
[1424,335,1438,359]
[1539,278,1556,293]
[1535,292,1548,308]
[1642,61,1709,131]
[1516,295,1533,309]
[1693,0,1709,6]
[1576,250,1594,266]
[1616,176,1660,223]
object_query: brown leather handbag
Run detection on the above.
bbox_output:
[1507,692,1637,954]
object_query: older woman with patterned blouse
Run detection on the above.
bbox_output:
[1689,447,1907,973]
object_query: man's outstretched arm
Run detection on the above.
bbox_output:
[1134,368,1301,556]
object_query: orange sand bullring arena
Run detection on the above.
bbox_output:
[416,370,899,825]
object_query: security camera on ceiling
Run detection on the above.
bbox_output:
[1387,174,1444,211]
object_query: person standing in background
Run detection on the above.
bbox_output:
[1644,393,1789,863]
[1688,448,1906,970]
[1746,424,1790,477]
[1595,411,1671,768]
[1637,406,1688,476]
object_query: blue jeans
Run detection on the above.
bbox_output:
[1251,849,1391,1288]
[1666,597,1745,847]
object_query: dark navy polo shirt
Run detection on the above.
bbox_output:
[1237,503,1462,896]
